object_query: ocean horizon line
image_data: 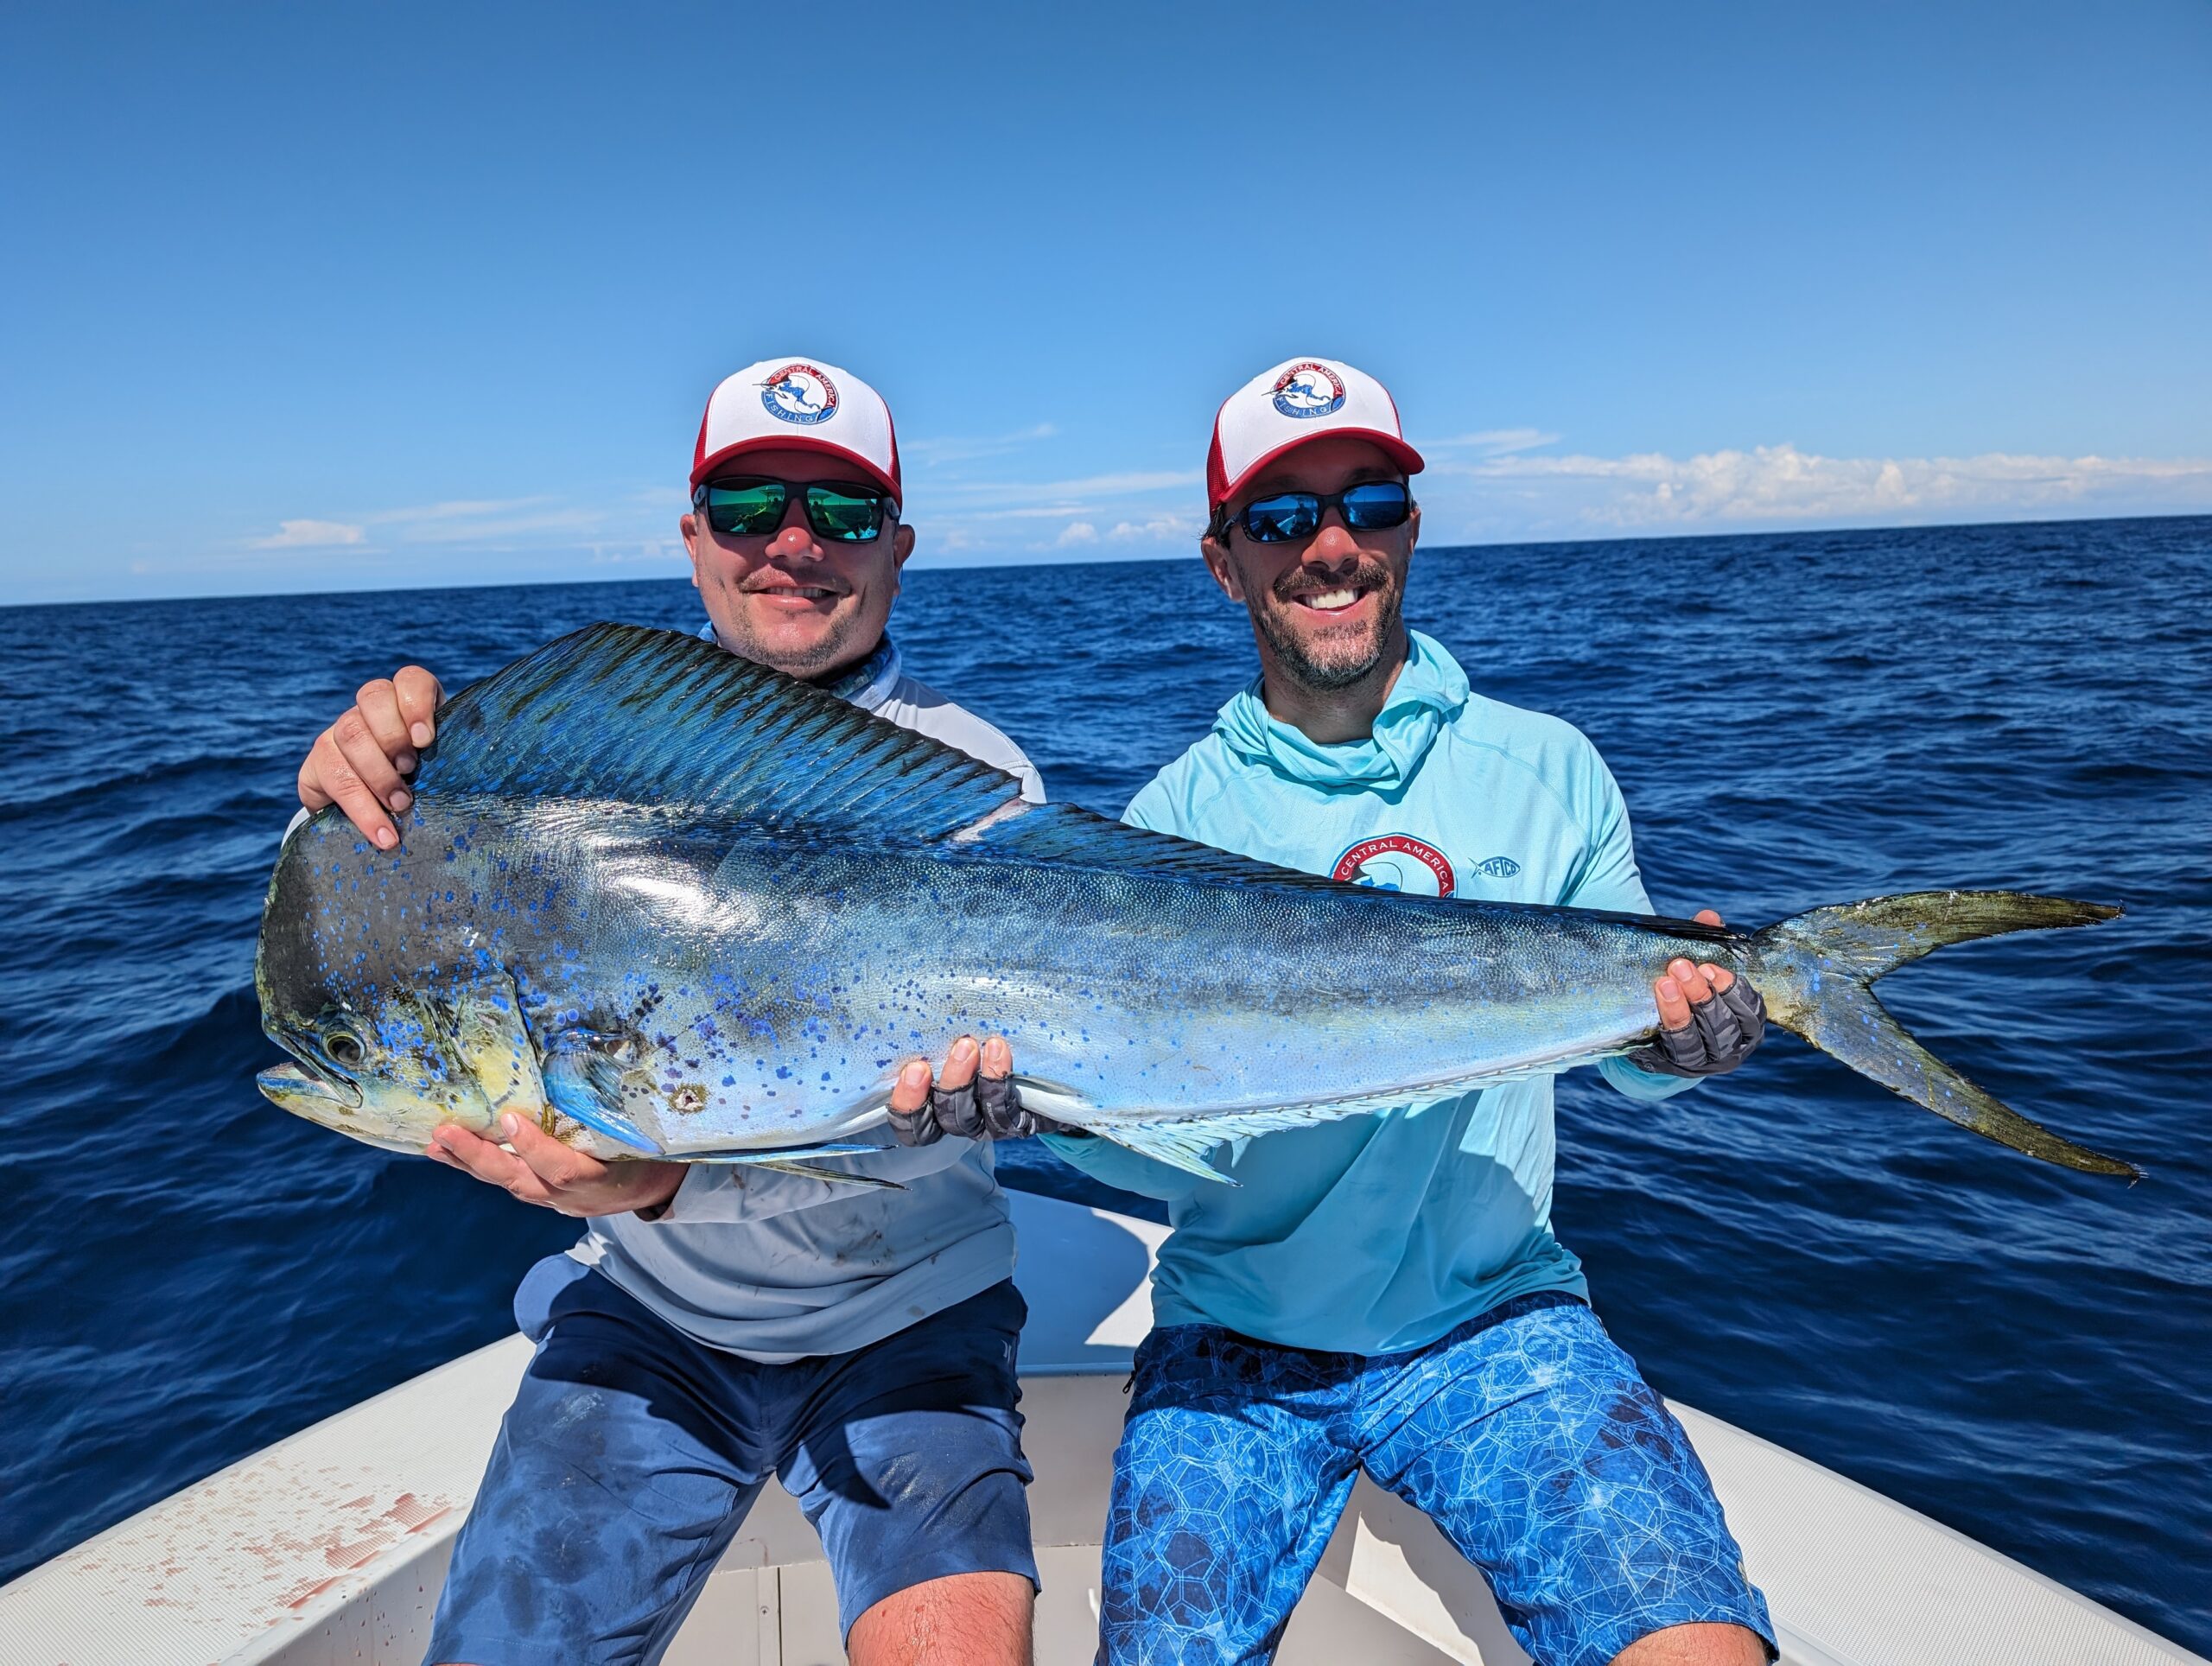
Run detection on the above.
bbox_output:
[7,506,2206,614]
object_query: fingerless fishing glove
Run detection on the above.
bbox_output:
[888,1071,1065,1145]
[1629,976,1768,1077]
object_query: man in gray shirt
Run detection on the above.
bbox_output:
[293,358,1042,1666]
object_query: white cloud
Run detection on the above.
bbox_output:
[904,423,1059,467]
[914,467,1205,564]
[243,497,626,556]
[1436,443,2212,531]
[947,504,1115,524]
[251,518,365,549]
[587,537,688,565]
[927,468,1200,505]
[367,497,547,525]
[393,506,606,544]
[1430,428,1562,456]
[1107,513,1201,544]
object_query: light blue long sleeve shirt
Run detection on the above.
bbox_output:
[1041,631,1696,1357]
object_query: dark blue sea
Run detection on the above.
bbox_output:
[3,517,2208,1649]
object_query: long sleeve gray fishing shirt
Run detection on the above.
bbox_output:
[577,633,1042,1361]
[282,633,1041,1363]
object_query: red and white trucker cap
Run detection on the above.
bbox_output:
[690,357,902,499]
[1206,356,1425,508]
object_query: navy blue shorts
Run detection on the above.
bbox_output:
[424,1257,1036,1666]
[1099,1293,1774,1666]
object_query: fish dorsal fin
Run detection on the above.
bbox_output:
[412,623,1026,842]
[964,800,1357,890]
[412,623,1392,893]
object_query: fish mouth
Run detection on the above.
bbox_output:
[257,1051,364,1114]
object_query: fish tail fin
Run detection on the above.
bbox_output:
[1746,892,2136,1179]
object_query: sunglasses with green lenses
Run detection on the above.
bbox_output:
[1216,480,1414,544]
[692,476,898,543]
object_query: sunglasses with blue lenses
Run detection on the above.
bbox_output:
[692,476,897,543]
[1217,480,1414,544]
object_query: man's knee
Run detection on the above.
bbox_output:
[1611,1620,1770,1666]
[847,1569,1034,1666]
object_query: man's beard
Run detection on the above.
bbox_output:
[1249,558,1404,693]
[717,599,868,681]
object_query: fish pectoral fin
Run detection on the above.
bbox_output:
[542,1050,663,1154]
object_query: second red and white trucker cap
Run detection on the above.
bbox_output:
[1206,356,1426,508]
[690,357,902,499]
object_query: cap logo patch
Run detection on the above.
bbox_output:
[1333,834,1454,898]
[760,363,840,427]
[1272,361,1346,420]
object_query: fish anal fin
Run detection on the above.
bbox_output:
[1088,1121,1240,1185]
[1077,1055,1630,1185]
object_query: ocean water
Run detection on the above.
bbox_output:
[3,516,2208,1649]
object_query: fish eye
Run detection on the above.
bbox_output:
[325,1028,366,1067]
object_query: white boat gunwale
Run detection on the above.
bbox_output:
[1,1192,2199,1666]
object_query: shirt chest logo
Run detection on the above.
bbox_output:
[1333,834,1456,897]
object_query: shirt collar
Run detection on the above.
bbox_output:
[1211,629,1470,792]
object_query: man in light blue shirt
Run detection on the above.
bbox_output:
[1042,359,1777,1666]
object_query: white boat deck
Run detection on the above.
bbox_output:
[1,1192,2200,1666]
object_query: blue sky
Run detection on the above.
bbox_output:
[3,1,2209,604]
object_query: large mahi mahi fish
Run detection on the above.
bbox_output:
[256,625,2136,1183]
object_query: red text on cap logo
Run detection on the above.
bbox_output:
[1273,362,1347,420]
[759,364,841,427]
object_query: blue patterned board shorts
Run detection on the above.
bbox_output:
[1100,1292,1774,1666]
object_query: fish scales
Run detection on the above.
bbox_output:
[256,624,2136,1183]
[268,804,1726,1148]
